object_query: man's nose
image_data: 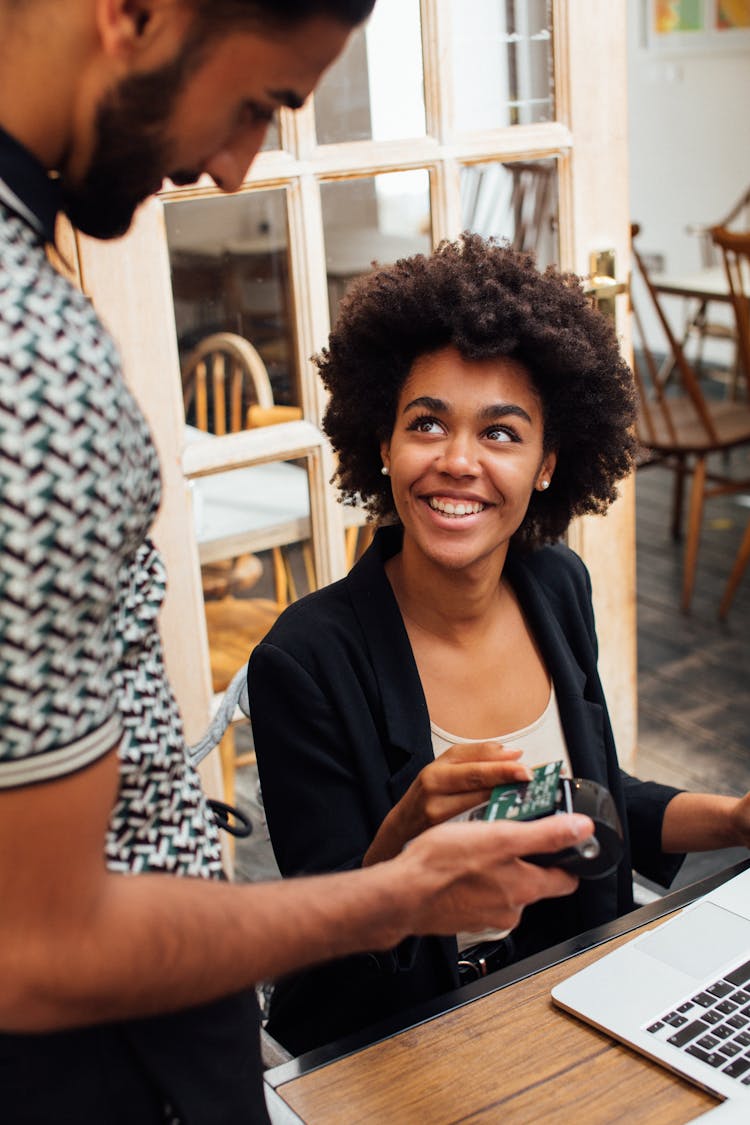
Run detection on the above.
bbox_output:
[205,126,270,193]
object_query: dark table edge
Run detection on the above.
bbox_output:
[264,857,750,1090]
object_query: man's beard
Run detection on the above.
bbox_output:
[61,51,202,240]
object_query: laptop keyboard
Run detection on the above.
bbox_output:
[645,957,750,1084]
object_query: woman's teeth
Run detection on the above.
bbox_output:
[428,497,485,517]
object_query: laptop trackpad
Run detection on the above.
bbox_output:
[637,902,750,979]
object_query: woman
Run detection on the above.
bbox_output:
[248,234,750,1056]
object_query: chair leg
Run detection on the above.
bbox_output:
[719,516,750,621]
[272,546,289,606]
[302,542,316,591]
[681,455,706,612]
[219,729,237,809]
[671,457,687,540]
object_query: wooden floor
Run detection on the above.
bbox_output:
[633,444,750,888]
[233,447,750,886]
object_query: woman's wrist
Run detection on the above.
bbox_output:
[662,792,743,852]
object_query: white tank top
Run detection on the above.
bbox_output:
[430,682,571,776]
[430,683,572,950]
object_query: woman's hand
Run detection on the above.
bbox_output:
[363,742,531,866]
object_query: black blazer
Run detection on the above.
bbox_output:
[248,526,683,1055]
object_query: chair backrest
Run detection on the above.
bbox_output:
[182,332,275,435]
[687,185,750,268]
[711,225,750,396]
[461,160,556,257]
[630,224,720,447]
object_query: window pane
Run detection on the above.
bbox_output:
[461,158,559,268]
[261,115,280,151]
[165,190,299,410]
[321,171,432,322]
[452,0,554,132]
[314,0,426,144]
[191,445,317,685]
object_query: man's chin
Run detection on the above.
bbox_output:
[61,195,141,241]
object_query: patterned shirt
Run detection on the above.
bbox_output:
[0,130,223,878]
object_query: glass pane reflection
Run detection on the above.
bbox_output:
[461,158,559,269]
[315,0,425,144]
[165,190,299,412]
[452,0,554,132]
[321,170,431,322]
[261,115,280,152]
[193,447,317,683]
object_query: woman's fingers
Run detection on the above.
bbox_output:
[441,741,523,763]
[421,758,531,799]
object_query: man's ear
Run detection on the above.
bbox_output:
[95,0,172,60]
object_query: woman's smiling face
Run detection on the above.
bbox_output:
[380,345,557,573]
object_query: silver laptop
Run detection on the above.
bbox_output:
[552,867,750,1102]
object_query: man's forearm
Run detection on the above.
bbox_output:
[3,814,592,1033]
[4,861,408,1033]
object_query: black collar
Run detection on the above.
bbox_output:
[0,126,61,243]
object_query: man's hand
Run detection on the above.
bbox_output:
[388,812,593,941]
[364,742,531,866]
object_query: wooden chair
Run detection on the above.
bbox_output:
[461,159,557,259]
[183,333,275,600]
[711,226,750,393]
[182,331,305,606]
[630,224,750,612]
[183,333,374,801]
[711,226,750,619]
[685,186,750,381]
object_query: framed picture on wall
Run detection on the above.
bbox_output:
[645,0,750,50]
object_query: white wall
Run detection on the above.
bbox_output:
[627,4,750,352]
[628,8,750,272]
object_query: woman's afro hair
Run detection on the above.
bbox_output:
[318,232,637,549]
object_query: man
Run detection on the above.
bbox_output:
[0,2,593,1121]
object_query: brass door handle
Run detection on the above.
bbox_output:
[584,250,628,323]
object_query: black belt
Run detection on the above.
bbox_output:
[457,938,514,985]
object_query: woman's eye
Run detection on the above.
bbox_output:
[408,415,443,434]
[485,425,517,443]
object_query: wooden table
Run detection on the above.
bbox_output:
[264,863,750,1124]
[648,265,746,387]
[650,265,739,305]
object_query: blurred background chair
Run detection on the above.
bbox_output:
[460,159,557,259]
[182,332,373,803]
[711,225,750,393]
[182,332,303,800]
[630,224,750,612]
[711,226,750,620]
[182,331,303,609]
[683,185,750,384]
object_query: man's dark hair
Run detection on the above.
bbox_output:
[191,0,376,30]
[319,232,638,551]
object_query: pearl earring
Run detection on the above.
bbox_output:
[539,479,550,491]
[381,465,390,477]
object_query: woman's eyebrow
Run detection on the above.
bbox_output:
[478,403,532,424]
[402,395,532,425]
[402,395,447,414]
